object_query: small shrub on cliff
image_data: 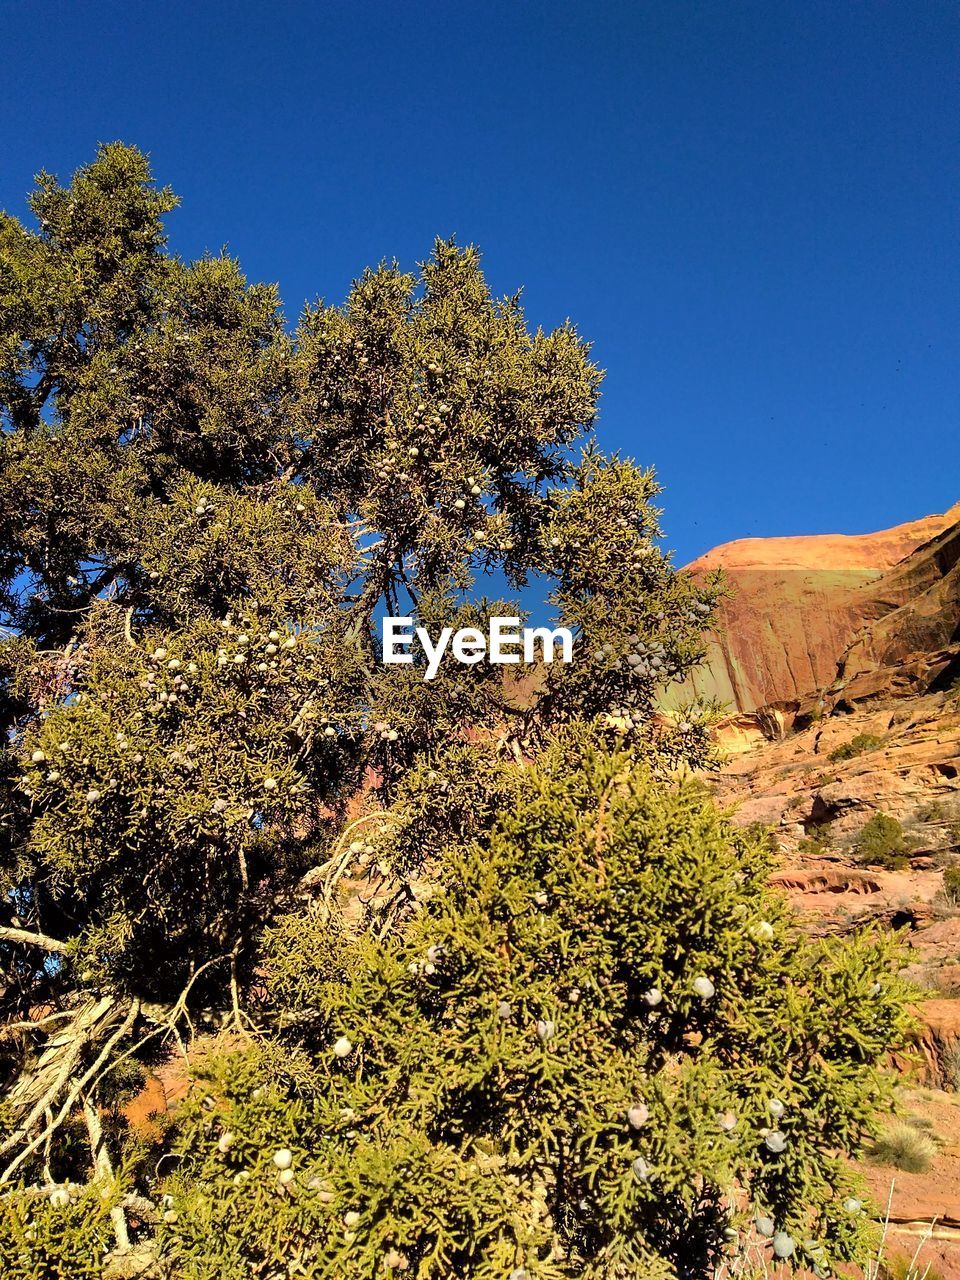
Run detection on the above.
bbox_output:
[798,823,832,855]
[915,801,960,855]
[917,799,948,823]
[943,863,960,906]
[829,733,884,763]
[853,814,915,870]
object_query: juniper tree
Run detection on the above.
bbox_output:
[0,146,913,1278]
[154,747,912,1280]
[0,143,714,988]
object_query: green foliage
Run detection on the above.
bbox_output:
[828,733,884,763]
[798,823,832,856]
[917,799,948,823]
[0,145,916,1279]
[943,864,960,906]
[853,814,915,870]
[158,748,913,1279]
[0,1182,116,1279]
[878,1256,947,1280]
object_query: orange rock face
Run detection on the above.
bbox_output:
[690,500,960,1271]
[680,501,960,713]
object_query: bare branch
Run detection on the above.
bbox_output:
[82,1094,131,1252]
[0,999,140,1185]
[0,926,69,954]
[0,1012,75,1041]
[1,997,118,1162]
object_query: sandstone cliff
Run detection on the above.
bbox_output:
[680,501,960,713]
[697,501,960,1271]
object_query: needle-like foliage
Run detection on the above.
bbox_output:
[0,147,913,1279]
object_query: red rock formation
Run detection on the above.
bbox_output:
[680,501,960,713]
[687,501,960,1271]
[837,513,960,700]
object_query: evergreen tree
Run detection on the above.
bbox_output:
[156,746,913,1280]
[0,147,913,1279]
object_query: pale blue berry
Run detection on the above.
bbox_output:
[772,1231,795,1259]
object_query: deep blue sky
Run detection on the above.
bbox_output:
[2,0,957,564]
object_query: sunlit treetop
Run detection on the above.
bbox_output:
[0,142,718,990]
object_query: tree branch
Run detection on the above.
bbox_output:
[0,926,68,954]
[0,999,140,1185]
[1,997,117,1160]
[82,1093,131,1252]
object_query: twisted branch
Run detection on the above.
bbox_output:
[0,999,140,1185]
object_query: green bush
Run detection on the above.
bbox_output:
[853,814,914,870]
[943,863,960,906]
[917,800,947,823]
[160,746,913,1280]
[798,823,832,855]
[828,733,884,763]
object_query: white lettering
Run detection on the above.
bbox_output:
[523,626,573,664]
[489,616,521,663]
[382,617,414,663]
[379,618,575,679]
[451,627,486,665]
[419,626,453,681]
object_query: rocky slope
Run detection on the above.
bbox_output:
[680,500,960,713]
[697,501,960,1275]
[711,684,960,1275]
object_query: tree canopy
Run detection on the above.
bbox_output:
[0,145,912,1280]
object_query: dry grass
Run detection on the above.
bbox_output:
[869,1120,939,1173]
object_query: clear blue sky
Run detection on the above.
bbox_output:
[2,0,957,564]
